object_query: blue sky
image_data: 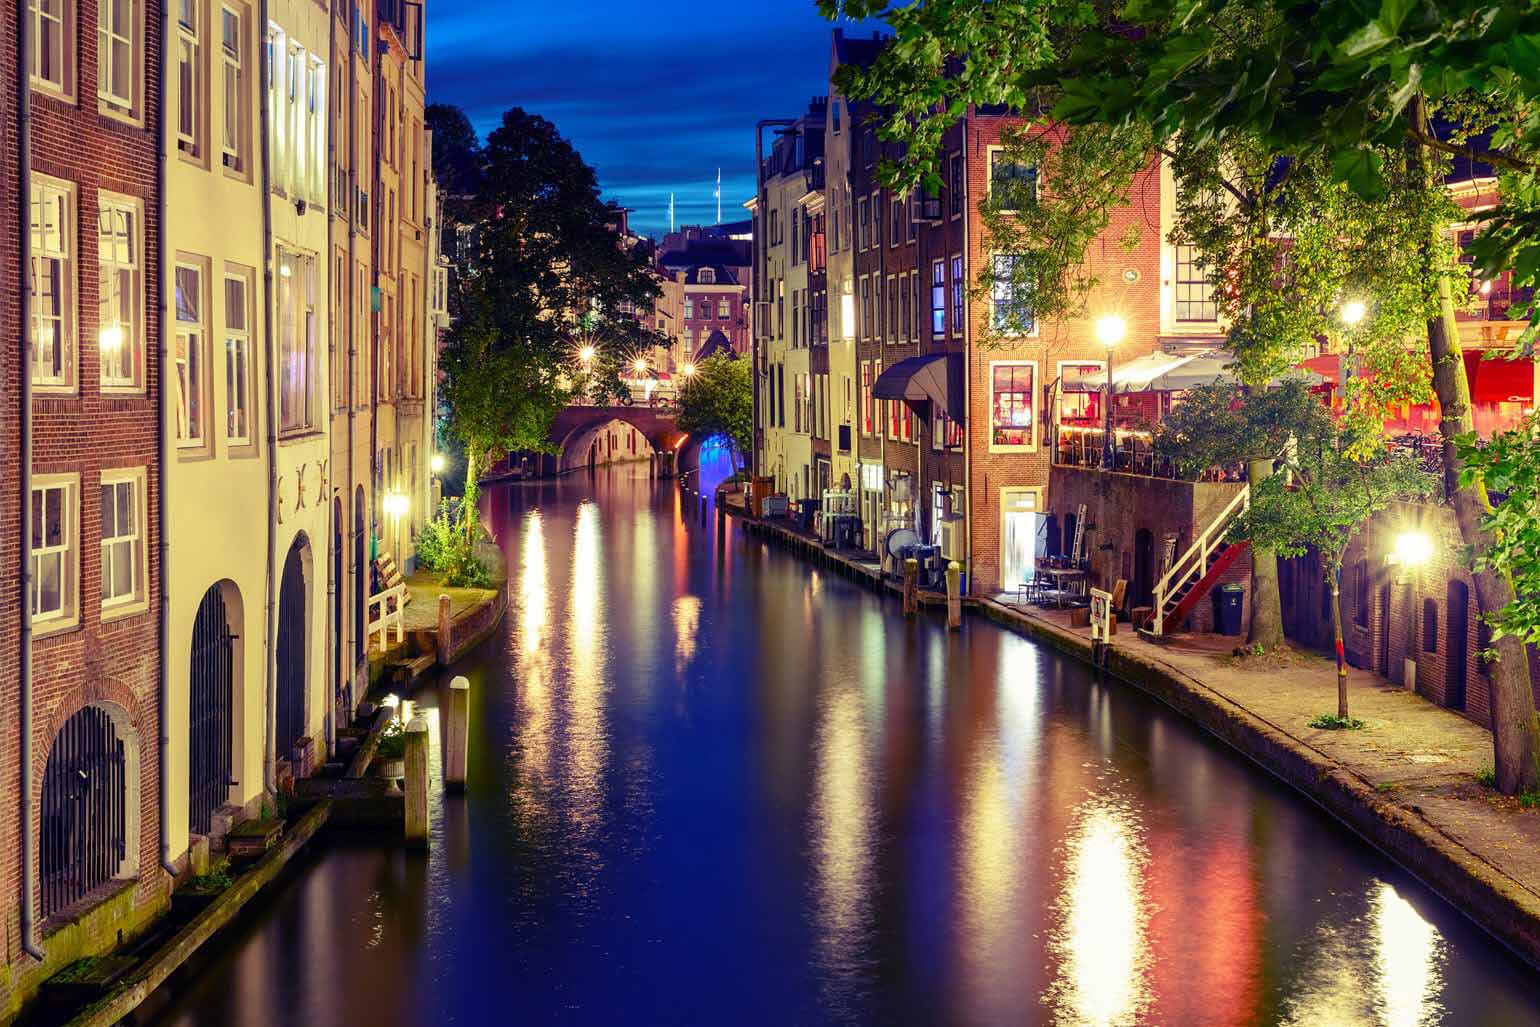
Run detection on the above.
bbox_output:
[424,1,877,239]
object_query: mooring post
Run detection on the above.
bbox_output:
[404,715,430,849]
[903,558,919,617]
[436,593,452,666]
[445,675,470,793]
[946,561,962,630]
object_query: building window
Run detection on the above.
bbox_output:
[700,267,715,284]
[97,0,137,115]
[890,191,903,246]
[30,179,76,391]
[99,470,144,610]
[278,252,317,432]
[174,263,206,446]
[950,255,965,335]
[224,271,252,443]
[990,149,1038,210]
[30,476,78,628]
[871,192,882,248]
[931,260,945,337]
[1422,598,1438,653]
[899,273,911,343]
[1175,244,1218,322]
[684,298,694,320]
[221,6,245,170]
[949,152,963,217]
[991,254,1033,335]
[177,0,202,156]
[886,274,897,343]
[98,196,144,391]
[860,276,872,341]
[307,57,327,203]
[857,197,868,250]
[718,299,729,319]
[990,362,1036,448]
[28,0,72,96]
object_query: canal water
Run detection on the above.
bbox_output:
[153,458,1539,1026]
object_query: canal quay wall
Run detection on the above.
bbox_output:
[728,505,1540,971]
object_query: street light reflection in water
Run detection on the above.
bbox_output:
[148,465,1540,1027]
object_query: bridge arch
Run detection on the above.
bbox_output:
[484,406,689,479]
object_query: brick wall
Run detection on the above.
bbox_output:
[965,115,1165,594]
[3,0,166,997]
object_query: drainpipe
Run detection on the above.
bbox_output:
[322,0,337,759]
[960,119,974,587]
[157,0,178,879]
[345,0,359,712]
[259,0,279,792]
[17,0,46,962]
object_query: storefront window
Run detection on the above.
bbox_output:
[991,362,1035,447]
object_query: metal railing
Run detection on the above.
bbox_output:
[1151,484,1251,636]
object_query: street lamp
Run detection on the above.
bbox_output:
[1095,315,1126,469]
[430,453,446,475]
[1340,299,1367,326]
[579,345,596,364]
[682,362,696,378]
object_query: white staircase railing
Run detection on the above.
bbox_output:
[1151,485,1250,636]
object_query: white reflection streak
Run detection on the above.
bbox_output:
[1053,801,1150,1026]
[812,688,872,977]
[514,511,553,814]
[566,502,608,830]
[671,595,701,676]
[1374,883,1443,1027]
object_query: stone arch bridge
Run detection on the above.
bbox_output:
[484,405,702,480]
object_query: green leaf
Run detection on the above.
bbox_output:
[1333,147,1386,200]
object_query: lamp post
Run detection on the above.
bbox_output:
[1338,299,1366,402]
[1095,315,1127,469]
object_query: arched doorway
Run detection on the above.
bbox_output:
[275,537,309,763]
[189,585,235,835]
[41,705,131,917]
[353,487,366,669]
[333,498,348,720]
[1447,581,1469,711]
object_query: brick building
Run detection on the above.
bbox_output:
[4,0,168,1005]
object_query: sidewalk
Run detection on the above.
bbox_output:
[980,598,1540,967]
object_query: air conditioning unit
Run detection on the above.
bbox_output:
[938,517,963,562]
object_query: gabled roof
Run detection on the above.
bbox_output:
[693,330,737,363]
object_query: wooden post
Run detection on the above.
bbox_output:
[436,593,452,666]
[903,558,919,617]
[404,715,430,849]
[444,675,470,793]
[946,561,962,630]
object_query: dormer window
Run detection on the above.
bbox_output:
[699,267,716,284]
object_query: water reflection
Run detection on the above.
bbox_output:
[151,466,1540,1027]
[1049,798,1152,1026]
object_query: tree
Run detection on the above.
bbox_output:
[425,103,482,201]
[816,0,1540,793]
[436,106,663,509]
[1237,421,1438,721]
[1457,417,1540,649]
[674,356,752,469]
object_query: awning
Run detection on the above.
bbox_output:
[1064,350,1324,393]
[873,353,964,419]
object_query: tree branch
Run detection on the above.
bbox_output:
[1406,127,1537,173]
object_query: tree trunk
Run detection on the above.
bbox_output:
[1413,95,1540,793]
[462,449,481,545]
[1330,575,1348,720]
[1246,457,1286,650]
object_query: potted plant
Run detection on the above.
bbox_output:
[372,718,407,781]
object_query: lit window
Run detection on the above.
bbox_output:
[30,179,75,390]
[30,476,78,627]
[278,251,317,433]
[718,299,729,319]
[177,0,201,156]
[308,57,327,203]
[931,260,945,337]
[224,271,252,442]
[98,196,143,390]
[221,7,244,170]
[174,263,206,446]
[684,298,694,320]
[99,472,143,608]
[991,254,1033,335]
[990,150,1037,211]
[991,362,1036,448]
[97,0,136,114]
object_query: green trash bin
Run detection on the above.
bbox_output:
[1217,583,1246,636]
